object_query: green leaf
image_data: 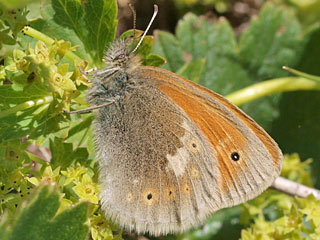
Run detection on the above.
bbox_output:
[176,14,249,95]
[0,84,53,142]
[239,3,302,80]
[0,93,69,142]
[50,137,90,169]
[0,184,89,240]
[31,0,117,65]
[81,0,117,62]
[50,137,73,169]
[176,58,205,83]
[65,114,93,147]
[153,30,184,72]
[143,54,166,67]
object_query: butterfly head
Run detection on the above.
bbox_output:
[103,37,139,70]
[86,36,141,106]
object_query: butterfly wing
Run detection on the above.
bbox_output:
[97,66,282,236]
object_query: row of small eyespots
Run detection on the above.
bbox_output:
[125,165,201,206]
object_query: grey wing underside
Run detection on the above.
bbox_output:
[95,66,282,236]
[94,84,222,235]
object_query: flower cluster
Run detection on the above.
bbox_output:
[240,154,319,239]
[24,163,116,239]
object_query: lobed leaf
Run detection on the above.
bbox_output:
[30,0,117,65]
[0,184,89,240]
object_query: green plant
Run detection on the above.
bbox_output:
[1,0,320,239]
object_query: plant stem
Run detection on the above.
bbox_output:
[0,96,53,119]
[226,77,320,106]
[22,26,83,63]
[283,66,320,82]
[271,176,320,199]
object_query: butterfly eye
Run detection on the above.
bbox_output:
[231,152,240,161]
[115,53,126,60]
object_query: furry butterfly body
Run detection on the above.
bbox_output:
[86,37,283,236]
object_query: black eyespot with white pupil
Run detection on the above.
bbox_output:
[231,152,240,161]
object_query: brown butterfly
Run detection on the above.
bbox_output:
[67,5,282,236]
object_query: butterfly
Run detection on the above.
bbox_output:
[67,5,283,236]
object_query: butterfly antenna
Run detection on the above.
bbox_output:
[132,4,158,53]
[128,3,137,41]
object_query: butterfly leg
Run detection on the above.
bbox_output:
[63,97,117,114]
[78,66,98,76]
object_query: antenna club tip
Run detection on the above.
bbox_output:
[132,3,158,54]
[282,66,289,70]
